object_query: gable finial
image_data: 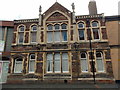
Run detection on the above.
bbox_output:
[39,5,42,13]
[71,3,75,13]
[56,0,57,2]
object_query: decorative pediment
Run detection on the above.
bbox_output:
[43,2,71,19]
[46,12,68,21]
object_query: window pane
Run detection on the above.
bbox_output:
[32,25,37,31]
[47,25,53,30]
[31,32,36,42]
[18,33,24,43]
[96,59,104,72]
[46,54,53,72]
[62,31,67,41]
[78,23,84,28]
[92,22,98,27]
[80,53,88,72]
[54,32,60,42]
[14,59,22,73]
[79,30,85,40]
[81,59,88,72]
[61,24,67,29]
[19,26,24,32]
[30,54,35,59]
[62,53,68,72]
[54,24,60,30]
[29,60,35,72]
[93,29,99,39]
[54,53,60,72]
[47,32,53,42]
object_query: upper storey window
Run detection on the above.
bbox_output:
[31,25,37,31]
[54,24,60,30]
[47,24,53,30]
[78,22,85,41]
[19,26,24,32]
[30,25,37,43]
[61,24,67,29]
[78,22,84,28]
[47,24,67,43]
[18,25,25,44]
[92,21,99,27]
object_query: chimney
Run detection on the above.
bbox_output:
[88,0,97,15]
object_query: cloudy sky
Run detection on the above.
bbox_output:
[0,0,119,20]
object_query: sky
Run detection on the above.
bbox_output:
[0,0,119,21]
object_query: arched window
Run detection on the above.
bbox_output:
[96,52,104,72]
[30,25,37,43]
[31,25,37,31]
[29,54,36,73]
[46,53,53,73]
[78,22,84,28]
[54,24,60,30]
[47,24,53,30]
[14,58,23,73]
[61,24,67,29]
[19,26,24,32]
[47,24,67,43]
[91,21,100,40]
[92,21,99,27]
[78,22,85,40]
[80,53,88,72]
[18,25,25,44]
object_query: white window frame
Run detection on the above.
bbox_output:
[14,58,23,73]
[80,53,88,72]
[29,54,36,73]
[96,52,105,72]
[46,53,69,73]
[30,25,37,43]
[47,24,68,43]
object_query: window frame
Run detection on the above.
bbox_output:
[46,23,68,43]
[14,58,23,73]
[18,25,25,44]
[30,25,37,43]
[96,52,105,72]
[77,22,86,41]
[29,54,36,73]
[80,52,89,72]
[46,52,69,73]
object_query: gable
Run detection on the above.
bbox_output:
[43,2,71,19]
[46,12,68,21]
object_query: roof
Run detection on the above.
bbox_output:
[105,15,120,21]
[43,2,71,18]
[0,21,14,27]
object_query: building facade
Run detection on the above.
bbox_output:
[0,21,14,83]
[106,16,120,83]
[7,2,114,83]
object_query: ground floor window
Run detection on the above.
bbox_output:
[96,52,104,72]
[14,58,23,73]
[29,54,36,73]
[46,52,69,73]
[80,52,88,72]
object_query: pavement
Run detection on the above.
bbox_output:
[1,83,120,90]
